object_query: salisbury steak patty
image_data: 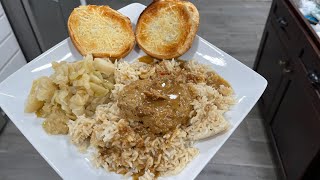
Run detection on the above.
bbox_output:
[118,75,193,134]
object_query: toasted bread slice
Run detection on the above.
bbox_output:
[68,5,135,59]
[136,0,199,59]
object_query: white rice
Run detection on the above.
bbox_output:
[67,60,235,179]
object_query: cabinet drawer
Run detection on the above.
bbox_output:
[297,36,320,76]
[297,33,320,100]
[271,0,301,51]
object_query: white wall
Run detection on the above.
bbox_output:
[80,0,87,5]
[0,2,27,82]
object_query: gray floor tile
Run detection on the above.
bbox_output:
[212,138,275,168]
[246,117,269,143]
[197,163,277,180]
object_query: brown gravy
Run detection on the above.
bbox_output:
[138,55,154,64]
[206,72,230,88]
[118,75,193,134]
[119,59,230,135]
[132,171,160,180]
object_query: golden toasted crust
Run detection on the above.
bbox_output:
[136,0,199,59]
[68,5,135,60]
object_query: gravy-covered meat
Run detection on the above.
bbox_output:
[118,75,193,134]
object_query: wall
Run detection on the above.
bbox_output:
[0,2,27,82]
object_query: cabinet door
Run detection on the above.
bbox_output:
[255,23,288,115]
[271,59,320,179]
[21,0,80,51]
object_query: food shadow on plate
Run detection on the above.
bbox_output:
[133,42,142,54]
[67,39,84,60]
[131,22,137,31]
[180,36,200,61]
[124,44,143,62]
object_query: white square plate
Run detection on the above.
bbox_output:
[0,3,267,180]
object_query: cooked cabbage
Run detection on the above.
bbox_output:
[25,54,115,134]
[93,58,115,75]
[25,92,44,113]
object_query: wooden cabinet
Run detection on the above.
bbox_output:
[254,0,320,179]
[255,23,289,117]
[271,59,320,179]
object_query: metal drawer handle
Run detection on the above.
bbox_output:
[279,60,287,66]
[283,68,292,73]
[308,71,320,86]
[279,60,291,74]
[277,17,288,27]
